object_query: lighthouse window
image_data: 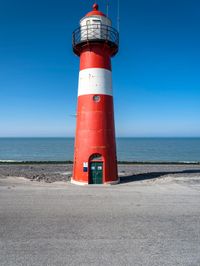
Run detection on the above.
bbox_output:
[93,95,100,102]
[93,19,101,25]
[86,20,90,25]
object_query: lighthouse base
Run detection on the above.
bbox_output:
[71,178,120,186]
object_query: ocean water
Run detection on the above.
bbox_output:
[0,138,199,162]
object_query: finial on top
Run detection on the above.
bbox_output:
[93,3,99,11]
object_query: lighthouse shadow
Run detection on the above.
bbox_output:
[120,169,200,184]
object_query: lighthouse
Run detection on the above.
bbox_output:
[72,3,119,185]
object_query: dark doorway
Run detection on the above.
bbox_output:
[89,162,103,184]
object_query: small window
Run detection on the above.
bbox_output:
[92,19,101,24]
[93,95,100,102]
[92,19,101,28]
[86,20,91,25]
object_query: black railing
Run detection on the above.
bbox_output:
[72,24,119,55]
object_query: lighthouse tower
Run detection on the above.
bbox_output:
[72,3,119,185]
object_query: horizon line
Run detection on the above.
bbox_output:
[0,136,200,138]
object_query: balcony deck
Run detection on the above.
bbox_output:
[72,24,119,56]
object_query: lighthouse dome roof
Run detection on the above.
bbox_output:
[85,3,106,17]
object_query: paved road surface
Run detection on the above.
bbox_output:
[0,174,200,266]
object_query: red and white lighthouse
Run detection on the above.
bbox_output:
[72,3,119,185]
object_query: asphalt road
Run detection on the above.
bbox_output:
[0,175,200,266]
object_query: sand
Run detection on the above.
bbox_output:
[0,163,200,265]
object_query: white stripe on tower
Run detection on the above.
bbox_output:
[78,68,112,96]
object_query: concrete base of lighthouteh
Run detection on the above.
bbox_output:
[71,178,120,186]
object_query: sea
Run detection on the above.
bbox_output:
[0,138,199,163]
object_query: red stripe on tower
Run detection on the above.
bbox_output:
[72,3,119,185]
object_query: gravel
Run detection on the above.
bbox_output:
[0,163,200,183]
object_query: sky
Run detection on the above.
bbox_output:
[0,0,200,137]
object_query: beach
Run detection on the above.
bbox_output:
[0,163,200,182]
[0,163,200,265]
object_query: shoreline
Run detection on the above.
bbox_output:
[0,163,200,183]
[0,160,200,165]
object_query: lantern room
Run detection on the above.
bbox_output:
[72,3,119,57]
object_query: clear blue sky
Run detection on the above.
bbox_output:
[0,0,200,137]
